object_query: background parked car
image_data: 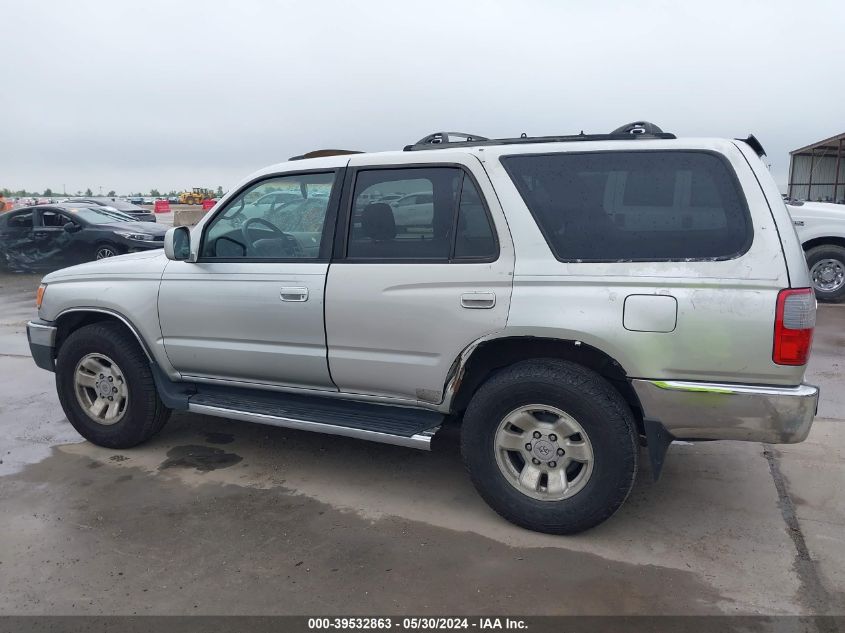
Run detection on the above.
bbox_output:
[391,191,435,232]
[378,193,403,205]
[787,200,845,302]
[252,191,303,208]
[0,204,165,272]
[63,197,156,222]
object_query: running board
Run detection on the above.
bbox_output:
[187,387,444,450]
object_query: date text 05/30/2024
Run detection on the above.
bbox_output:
[307,618,528,630]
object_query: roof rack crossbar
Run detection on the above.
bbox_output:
[404,121,675,151]
[404,133,676,152]
[412,132,489,147]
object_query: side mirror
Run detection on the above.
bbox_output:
[164,226,193,261]
[63,222,82,233]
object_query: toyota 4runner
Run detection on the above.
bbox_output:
[27,122,819,534]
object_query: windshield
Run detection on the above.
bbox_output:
[65,207,137,224]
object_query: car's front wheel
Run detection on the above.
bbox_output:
[95,244,120,260]
[56,322,171,448]
[461,359,638,534]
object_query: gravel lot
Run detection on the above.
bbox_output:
[0,272,843,616]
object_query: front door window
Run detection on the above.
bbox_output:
[201,173,336,260]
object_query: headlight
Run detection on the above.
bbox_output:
[115,231,155,241]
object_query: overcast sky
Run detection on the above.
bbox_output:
[2,0,844,195]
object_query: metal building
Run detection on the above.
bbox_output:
[788,132,845,203]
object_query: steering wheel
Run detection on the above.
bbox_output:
[241,217,303,257]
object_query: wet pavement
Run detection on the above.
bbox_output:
[0,272,843,615]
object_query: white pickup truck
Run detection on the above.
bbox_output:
[788,201,845,302]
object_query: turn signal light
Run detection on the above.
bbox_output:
[773,288,815,366]
[36,284,46,309]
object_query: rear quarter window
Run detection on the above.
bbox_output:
[501,150,752,261]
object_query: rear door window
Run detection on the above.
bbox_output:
[501,151,752,261]
[41,210,74,227]
[346,167,497,261]
[348,168,457,260]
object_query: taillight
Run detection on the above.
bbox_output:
[773,288,815,365]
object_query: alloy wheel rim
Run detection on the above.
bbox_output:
[73,353,129,425]
[493,404,594,501]
[96,248,116,259]
[810,258,845,293]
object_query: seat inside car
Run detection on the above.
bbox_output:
[353,202,449,259]
[362,203,396,242]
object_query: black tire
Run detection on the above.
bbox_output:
[94,243,120,260]
[55,322,171,448]
[806,244,845,303]
[460,359,638,534]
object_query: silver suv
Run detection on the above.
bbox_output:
[27,123,819,534]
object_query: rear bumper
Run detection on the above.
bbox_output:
[26,320,57,372]
[631,379,818,444]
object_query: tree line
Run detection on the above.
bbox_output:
[2,186,226,198]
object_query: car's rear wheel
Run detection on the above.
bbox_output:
[56,322,170,448]
[461,359,638,534]
[806,244,845,303]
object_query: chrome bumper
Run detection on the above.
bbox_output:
[26,320,57,372]
[631,379,819,444]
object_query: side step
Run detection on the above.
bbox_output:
[188,386,444,450]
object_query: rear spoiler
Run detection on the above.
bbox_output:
[735,134,766,158]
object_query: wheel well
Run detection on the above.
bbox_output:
[94,241,123,254]
[449,337,644,434]
[54,311,145,359]
[803,237,845,252]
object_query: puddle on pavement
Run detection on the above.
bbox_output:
[158,445,242,472]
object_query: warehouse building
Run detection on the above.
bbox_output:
[788,132,845,203]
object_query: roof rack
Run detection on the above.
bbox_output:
[412,132,489,146]
[403,121,676,152]
[289,149,363,161]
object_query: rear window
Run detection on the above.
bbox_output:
[107,200,145,212]
[501,151,752,261]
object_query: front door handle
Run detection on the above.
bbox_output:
[280,287,309,302]
[461,292,496,309]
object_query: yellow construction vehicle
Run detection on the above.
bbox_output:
[178,188,212,205]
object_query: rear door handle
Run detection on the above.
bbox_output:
[280,287,309,302]
[461,292,496,309]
